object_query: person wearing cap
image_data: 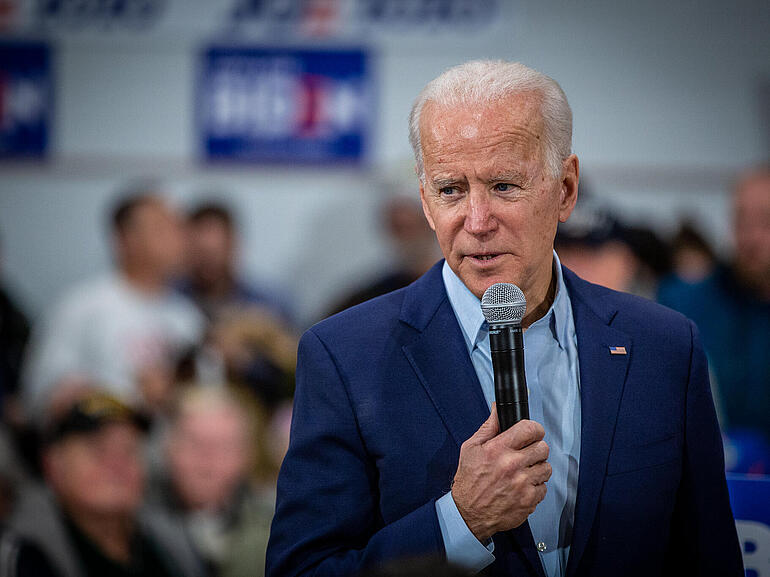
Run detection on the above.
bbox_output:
[8,391,200,577]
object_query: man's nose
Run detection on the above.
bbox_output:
[464,189,497,236]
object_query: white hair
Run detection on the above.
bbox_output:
[408,60,573,181]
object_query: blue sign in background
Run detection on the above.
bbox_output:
[727,474,770,577]
[0,41,51,159]
[198,46,372,164]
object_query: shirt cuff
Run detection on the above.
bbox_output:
[435,491,495,573]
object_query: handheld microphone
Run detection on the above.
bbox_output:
[481,283,528,432]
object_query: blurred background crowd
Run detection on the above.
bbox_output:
[0,0,768,575]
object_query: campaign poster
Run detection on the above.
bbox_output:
[727,474,770,576]
[198,46,372,164]
[0,41,52,159]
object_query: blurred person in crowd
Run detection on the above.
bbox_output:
[667,221,717,284]
[146,386,274,577]
[555,187,670,299]
[658,164,770,460]
[181,202,293,324]
[0,232,31,423]
[329,195,441,315]
[22,188,204,424]
[180,202,296,407]
[8,391,198,577]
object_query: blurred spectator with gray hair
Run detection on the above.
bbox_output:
[329,194,441,315]
[658,164,770,471]
[179,202,296,408]
[8,390,199,577]
[146,385,275,577]
[21,187,204,424]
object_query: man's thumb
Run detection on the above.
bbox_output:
[470,403,500,445]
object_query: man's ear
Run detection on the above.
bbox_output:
[558,154,579,223]
[419,182,437,231]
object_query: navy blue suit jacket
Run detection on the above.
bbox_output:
[266,262,743,576]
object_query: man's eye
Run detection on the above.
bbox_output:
[494,183,518,192]
[439,186,458,196]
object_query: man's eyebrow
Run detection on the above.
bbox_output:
[486,170,526,182]
[430,176,463,189]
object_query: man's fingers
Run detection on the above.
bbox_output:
[466,403,500,447]
[493,419,545,450]
[518,439,550,467]
[528,460,552,486]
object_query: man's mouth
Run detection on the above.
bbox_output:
[469,253,501,262]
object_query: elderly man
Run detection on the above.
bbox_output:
[267,61,743,577]
[9,391,195,577]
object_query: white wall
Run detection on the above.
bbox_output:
[1,0,768,325]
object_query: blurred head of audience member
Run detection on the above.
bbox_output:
[150,385,274,577]
[656,163,770,465]
[183,201,293,322]
[165,386,254,513]
[8,391,190,576]
[733,165,770,300]
[668,221,717,284]
[43,393,148,527]
[185,203,239,316]
[383,195,441,281]
[329,194,440,315]
[112,190,185,294]
[555,186,670,298]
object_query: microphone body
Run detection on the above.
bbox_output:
[489,323,528,431]
[481,282,528,432]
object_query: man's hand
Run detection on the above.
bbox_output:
[452,404,551,542]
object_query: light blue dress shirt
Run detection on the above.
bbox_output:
[435,251,582,577]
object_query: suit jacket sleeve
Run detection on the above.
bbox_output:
[265,329,444,577]
[665,320,743,576]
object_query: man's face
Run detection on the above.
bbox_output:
[167,406,249,510]
[734,173,770,289]
[186,217,234,286]
[119,200,185,278]
[45,423,145,517]
[418,93,578,300]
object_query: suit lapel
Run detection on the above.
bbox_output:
[562,269,631,577]
[400,263,489,448]
[400,262,545,577]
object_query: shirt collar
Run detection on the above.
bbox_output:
[442,250,571,352]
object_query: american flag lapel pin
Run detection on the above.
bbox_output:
[609,346,627,355]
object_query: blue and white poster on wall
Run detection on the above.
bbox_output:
[197,46,372,165]
[727,474,770,576]
[0,41,51,159]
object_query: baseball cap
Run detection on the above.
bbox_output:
[44,391,151,445]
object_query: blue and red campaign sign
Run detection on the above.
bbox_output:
[198,46,372,164]
[0,41,51,159]
[727,474,770,576]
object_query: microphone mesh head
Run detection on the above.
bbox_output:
[481,283,527,325]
